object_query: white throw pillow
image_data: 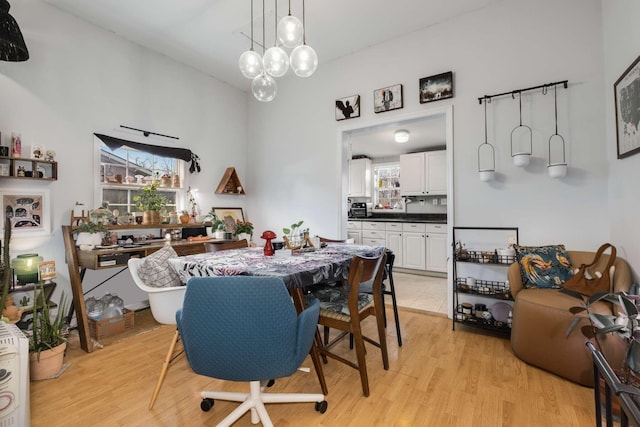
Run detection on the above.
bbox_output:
[137,245,182,288]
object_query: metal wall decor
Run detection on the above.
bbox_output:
[510,91,532,167]
[548,84,567,178]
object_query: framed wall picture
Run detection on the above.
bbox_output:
[335,94,360,121]
[614,54,640,159]
[419,71,453,104]
[1,188,51,236]
[373,84,403,113]
[212,207,245,224]
[31,144,45,160]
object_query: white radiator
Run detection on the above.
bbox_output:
[0,323,29,427]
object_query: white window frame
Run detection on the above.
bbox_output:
[93,136,186,215]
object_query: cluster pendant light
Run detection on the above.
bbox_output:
[239,0,317,102]
[0,0,29,62]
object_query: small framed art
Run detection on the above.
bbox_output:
[1,188,51,236]
[614,54,640,159]
[419,71,453,104]
[374,84,403,113]
[335,95,360,121]
[212,207,245,224]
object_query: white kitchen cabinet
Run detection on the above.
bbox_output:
[402,223,426,270]
[385,230,403,268]
[347,221,362,245]
[362,227,386,247]
[348,158,372,198]
[399,150,446,196]
[426,223,447,273]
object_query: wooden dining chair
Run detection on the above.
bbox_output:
[306,252,388,397]
[205,238,249,252]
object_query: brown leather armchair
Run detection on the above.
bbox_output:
[508,250,632,386]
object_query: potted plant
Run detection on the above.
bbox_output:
[283,220,304,249]
[29,285,69,381]
[0,218,12,322]
[133,181,169,225]
[179,210,191,224]
[74,220,106,249]
[234,220,254,242]
[212,218,227,239]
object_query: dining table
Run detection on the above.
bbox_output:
[168,243,386,395]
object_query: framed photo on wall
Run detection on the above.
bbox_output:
[1,188,51,236]
[373,84,403,113]
[212,207,245,224]
[419,71,453,104]
[335,94,360,121]
[614,54,640,159]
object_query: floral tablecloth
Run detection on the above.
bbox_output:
[168,244,386,290]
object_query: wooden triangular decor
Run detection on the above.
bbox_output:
[215,167,246,195]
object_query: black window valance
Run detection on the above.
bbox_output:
[94,133,201,173]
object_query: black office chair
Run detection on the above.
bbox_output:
[360,250,402,347]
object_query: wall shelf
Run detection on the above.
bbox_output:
[0,156,58,181]
[215,167,245,195]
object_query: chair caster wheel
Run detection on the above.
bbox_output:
[201,398,214,412]
[267,379,275,387]
[315,400,328,414]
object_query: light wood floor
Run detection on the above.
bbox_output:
[30,309,596,426]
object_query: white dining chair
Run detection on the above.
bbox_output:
[128,257,186,409]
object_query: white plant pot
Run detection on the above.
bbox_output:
[237,233,251,242]
[214,231,226,239]
[76,232,103,248]
[479,170,495,182]
[513,153,531,167]
[206,227,214,238]
[548,163,567,178]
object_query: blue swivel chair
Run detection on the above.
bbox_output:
[176,276,327,427]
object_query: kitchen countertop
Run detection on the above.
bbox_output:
[347,214,446,224]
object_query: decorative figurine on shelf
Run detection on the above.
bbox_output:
[45,149,55,162]
[261,230,276,256]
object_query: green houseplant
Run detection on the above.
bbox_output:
[134,181,169,224]
[74,220,106,248]
[29,284,69,380]
[0,218,12,320]
[234,220,254,241]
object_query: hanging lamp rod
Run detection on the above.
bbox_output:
[120,125,179,140]
[478,80,568,104]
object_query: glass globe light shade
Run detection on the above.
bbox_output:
[277,15,303,48]
[263,46,289,78]
[290,44,318,77]
[251,73,277,102]
[239,49,263,79]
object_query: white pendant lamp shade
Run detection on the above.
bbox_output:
[277,15,303,48]
[239,49,263,79]
[252,73,277,102]
[290,44,318,77]
[263,46,289,77]
[512,152,531,167]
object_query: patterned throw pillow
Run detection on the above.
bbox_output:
[137,245,182,288]
[514,244,574,289]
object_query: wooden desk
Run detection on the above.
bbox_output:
[61,224,231,353]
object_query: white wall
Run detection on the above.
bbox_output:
[602,1,640,277]
[247,0,611,252]
[0,1,248,306]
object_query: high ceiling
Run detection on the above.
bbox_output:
[42,0,498,91]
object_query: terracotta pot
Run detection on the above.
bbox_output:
[143,210,161,225]
[30,342,66,381]
[179,214,190,224]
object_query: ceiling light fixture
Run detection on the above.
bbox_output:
[238,0,263,79]
[251,0,277,102]
[277,0,303,48]
[0,0,28,62]
[394,129,410,143]
[289,0,318,77]
[263,0,289,78]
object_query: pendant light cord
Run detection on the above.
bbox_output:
[302,0,306,44]
[288,0,292,16]
[262,0,266,54]
[518,92,523,126]
[483,99,488,144]
[250,0,254,50]
[273,0,277,46]
[554,84,558,134]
